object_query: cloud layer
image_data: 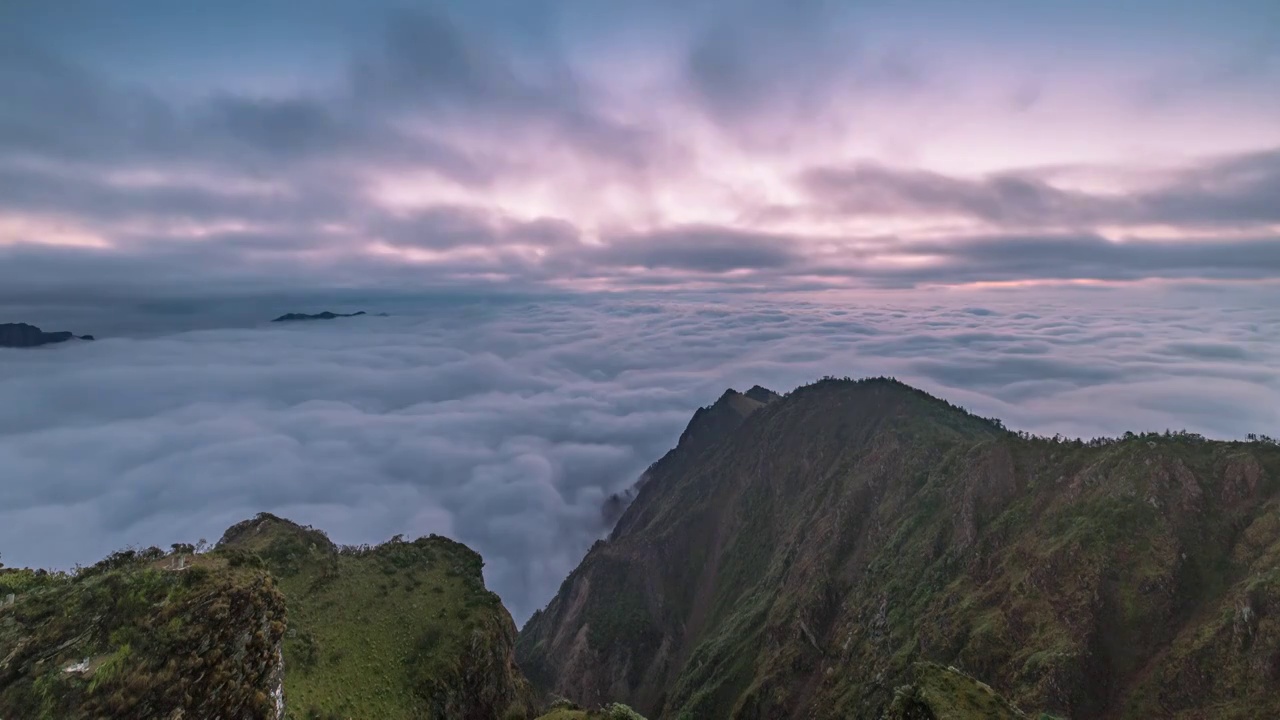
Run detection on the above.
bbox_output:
[2,2,1279,296]
[2,290,1276,622]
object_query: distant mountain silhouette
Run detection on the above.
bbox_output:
[0,322,94,348]
[271,311,385,322]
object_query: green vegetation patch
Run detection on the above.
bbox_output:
[216,513,532,720]
[583,555,659,656]
[535,702,648,720]
[886,663,1041,720]
[0,549,285,720]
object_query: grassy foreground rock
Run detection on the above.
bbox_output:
[217,513,536,719]
[1,514,536,720]
[0,548,286,719]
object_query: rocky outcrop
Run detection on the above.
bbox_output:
[0,322,94,348]
[519,378,1280,719]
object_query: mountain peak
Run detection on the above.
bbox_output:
[677,386,776,451]
[744,384,781,403]
[602,387,781,528]
[216,511,337,556]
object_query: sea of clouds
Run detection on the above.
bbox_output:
[2,287,1277,623]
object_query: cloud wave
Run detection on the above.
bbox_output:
[2,290,1276,622]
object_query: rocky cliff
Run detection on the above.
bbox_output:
[518,377,1280,719]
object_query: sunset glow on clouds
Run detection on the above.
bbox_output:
[2,0,1278,299]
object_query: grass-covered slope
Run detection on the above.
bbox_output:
[535,701,649,719]
[517,377,1280,719]
[885,663,1040,720]
[0,548,286,720]
[216,513,535,720]
[2,514,536,720]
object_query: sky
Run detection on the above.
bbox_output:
[1,1,1278,622]
[1,0,1279,297]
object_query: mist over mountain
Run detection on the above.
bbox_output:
[3,292,1276,626]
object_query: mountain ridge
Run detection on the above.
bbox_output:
[518,377,1280,719]
[603,386,780,527]
[271,311,372,322]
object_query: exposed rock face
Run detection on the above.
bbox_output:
[271,311,368,322]
[518,377,1280,719]
[0,322,94,348]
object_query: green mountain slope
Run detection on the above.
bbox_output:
[885,663,1034,720]
[517,377,1280,719]
[534,701,649,720]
